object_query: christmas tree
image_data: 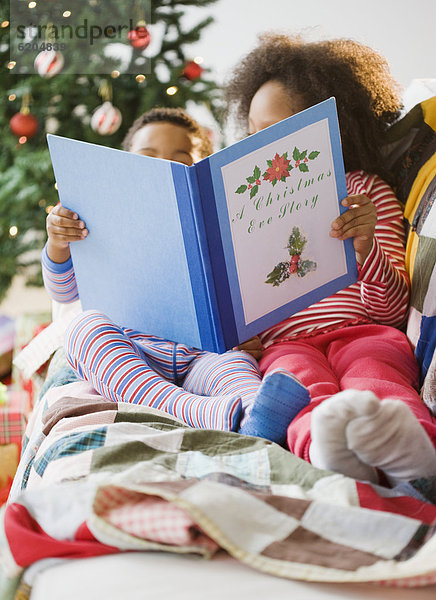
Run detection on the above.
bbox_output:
[0,0,222,302]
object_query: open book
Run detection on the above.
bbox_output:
[47,98,357,353]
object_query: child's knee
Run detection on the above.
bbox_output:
[226,349,260,370]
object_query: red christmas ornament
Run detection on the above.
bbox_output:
[182,60,203,81]
[127,23,151,49]
[10,111,39,138]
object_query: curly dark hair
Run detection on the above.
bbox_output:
[225,33,403,180]
[122,106,213,158]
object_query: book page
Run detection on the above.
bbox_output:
[219,118,348,325]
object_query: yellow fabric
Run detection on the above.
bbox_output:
[405,231,420,282]
[422,95,436,132]
[404,151,436,278]
[403,96,436,225]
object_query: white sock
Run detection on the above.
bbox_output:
[346,398,436,485]
[309,390,436,485]
[309,390,379,482]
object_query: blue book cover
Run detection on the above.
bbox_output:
[47,97,357,353]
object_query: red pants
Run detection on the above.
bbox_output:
[259,325,436,462]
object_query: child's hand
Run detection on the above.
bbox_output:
[233,335,263,360]
[330,194,377,265]
[46,204,88,263]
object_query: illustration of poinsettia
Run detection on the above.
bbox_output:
[265,226,317,286]
[263,152,292,185]
[236,147,320,199]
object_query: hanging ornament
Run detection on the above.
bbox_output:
[34,24,64,78]
[10,113,39,138]
[127,20,151,50]
[182,60,204,81]
[90,81,122,135]
[90,101,122,135]
[10,93,38,138]
[34,49,64,78]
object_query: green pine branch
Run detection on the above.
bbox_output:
[265,262,291,287]
[0,0,222,301]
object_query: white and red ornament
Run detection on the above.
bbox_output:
[90,101,122,135]
[127,21,151,50]
[34,50,64,78]
[182,60,203,81]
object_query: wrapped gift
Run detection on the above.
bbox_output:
[0,444,18,505]
[0,385,31,446]
[11,311,52,406]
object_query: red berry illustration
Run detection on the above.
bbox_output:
[248,184,252,189]
[289,263,298,274]
[295,160,300,167]
[290,254,300,264]
[255,179,261,185]
[304,157,308,162]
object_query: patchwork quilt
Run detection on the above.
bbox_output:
[387,95,436,385]
[1,355,436,599]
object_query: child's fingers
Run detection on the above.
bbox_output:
[341,194,372,209]
[46,206,87,243]
[50,227,88,242]
[331,200,374,229]
[331,224,371,241]
[330,216,373,239]
[49,204,80,220]
[233,335,263,360]
[331,205,374,229]
[330,195,376,239]
[234,335,263,350]
[48,213,86,230]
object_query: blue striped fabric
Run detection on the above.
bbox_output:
[126,330,205,384]
[183,350,261,419]
[33,428,108,477]
[63,311,257,431]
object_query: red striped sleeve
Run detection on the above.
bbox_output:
[357,176,409,328]
[260,171,409,348]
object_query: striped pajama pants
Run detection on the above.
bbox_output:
[64,310,262,431]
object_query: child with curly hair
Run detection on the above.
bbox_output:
[43,106,308,438]
[225,34,436,485]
